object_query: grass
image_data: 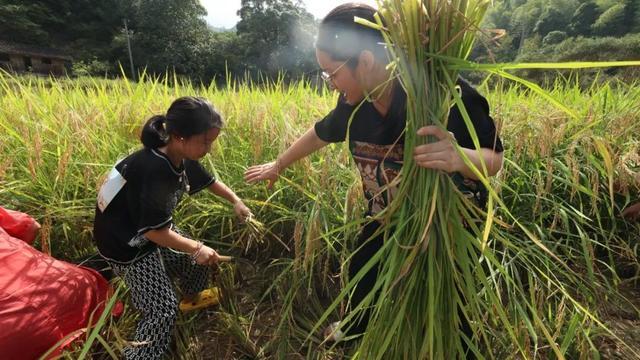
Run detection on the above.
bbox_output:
[0,71,639,358]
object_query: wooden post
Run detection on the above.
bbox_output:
[124,19,136,81]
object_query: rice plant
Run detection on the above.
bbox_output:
[0,58,639,358]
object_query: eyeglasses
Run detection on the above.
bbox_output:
[320,58,351,91]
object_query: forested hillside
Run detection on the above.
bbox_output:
[1,0,638,82]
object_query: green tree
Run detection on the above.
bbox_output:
[623,0,640,33]
[62,0,125,60]
[203,31,248,81]
[0,1,57,45]
[595,0,618,10]
[569,1,601,36]
[483,1,513,30]
[592,3,626,36]
[510,0,545,53]
[236,0,316,76]
[533,5,566,37]
[121,0,214,80]
[533,0,581,36]
[543,30,568,46]
[0,0,125,67]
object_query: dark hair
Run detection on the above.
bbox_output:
[140,96,223,148]
[315,3,388,67]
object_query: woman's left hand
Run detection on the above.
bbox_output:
[622,202,640,221]
[233,200,253,222]
[413,126,462,173]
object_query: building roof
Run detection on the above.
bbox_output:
[0,41,72,61]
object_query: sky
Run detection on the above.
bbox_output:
[201,0,378,29]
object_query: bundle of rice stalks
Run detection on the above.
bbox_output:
[349,1,507,358]
[234,215,267,254]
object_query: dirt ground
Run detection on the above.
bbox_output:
[193,260,640,360]
[598,280,640,359]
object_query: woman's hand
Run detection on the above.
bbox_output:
[233,200,253,222]
[244,161,280,189]
[194,244,220,266]
[413,126,462,173]
[622,202,640,221]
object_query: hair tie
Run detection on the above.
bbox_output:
[161,117,168,132]
[156,115,169,143]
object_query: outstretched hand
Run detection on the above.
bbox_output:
[622,202,640,221]
[413,126,462,173]
[244,161,279,189]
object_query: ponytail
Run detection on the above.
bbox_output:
[140,115,169,148]
[139,97,223,148]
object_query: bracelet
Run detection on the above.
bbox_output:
[190,241,203,265]
[275,156,282,175]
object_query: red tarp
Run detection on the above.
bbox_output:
[0,207,111,359]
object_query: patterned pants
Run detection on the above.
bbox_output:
[111,247,209,360]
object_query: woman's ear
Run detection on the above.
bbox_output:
[355,50,379,90]
[357,50,376,73]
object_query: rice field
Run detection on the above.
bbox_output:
[1,71,639,359]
